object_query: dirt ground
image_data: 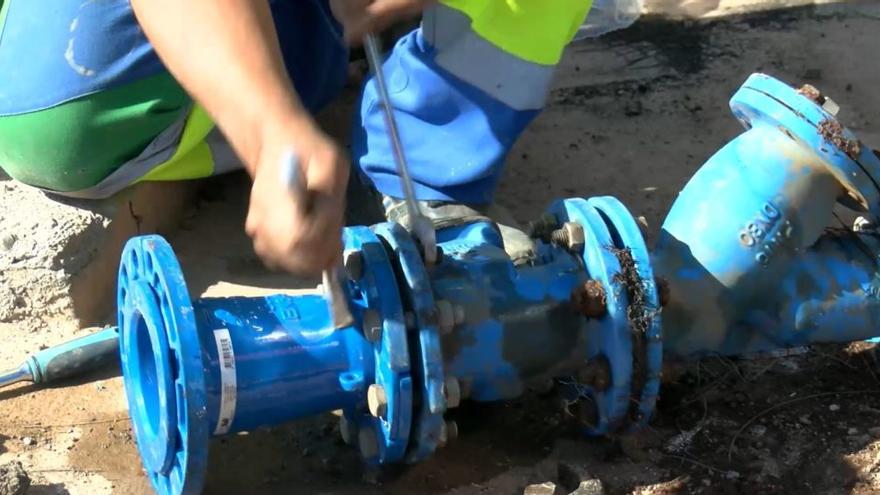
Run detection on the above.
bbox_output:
[2,1,880,494]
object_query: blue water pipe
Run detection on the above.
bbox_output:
[118,73,880,495]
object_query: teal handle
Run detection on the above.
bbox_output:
[28,327,120,384]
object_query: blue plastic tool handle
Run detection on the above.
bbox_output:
[28,327,120,384]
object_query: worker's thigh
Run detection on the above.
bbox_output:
[0,0,348,196]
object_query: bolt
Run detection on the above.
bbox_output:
[798,84,840,116]
[344,250,363,280]
[362,309,382,343]
[551,222,585,253]
[358,428,379,459]
[798,84,823,103]
[439,420,459,447]
[436,300,456,334]
[339,415,357,445]
[570,280,607,318]
[854,216,876,233]
[527,213,559,240]
[577,357,611,391]
[822,97,840,116]
[446,420,459,441]
[636,216,649,240]
[367,384,388,418]
[444,376,461,409]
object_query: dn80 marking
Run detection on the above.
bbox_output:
[739,202,793,266]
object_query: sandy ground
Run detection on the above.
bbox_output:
[2,1,880,494]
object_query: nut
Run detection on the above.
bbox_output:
[551,222,585,253]
[439,420,459,446]
[362,309,382,343]
[444,376,461,409]
[344,250,363,280]
[571,280,607,318]
[436,300,456,334]
[367,384,388,418]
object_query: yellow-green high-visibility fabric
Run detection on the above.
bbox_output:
[139,104,215,182]
[440,0,593,65]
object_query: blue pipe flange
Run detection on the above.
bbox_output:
[341,226,413,465]
[731,73,880,212]
[373,222,447,463]
[548,198,633,435]
[587,196,663,431]
[118,236,209,495]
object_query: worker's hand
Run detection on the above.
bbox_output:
[245,118,349,276]
[329,0,435,44]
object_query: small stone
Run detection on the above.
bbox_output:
[301,447,312,458]
[0,461,31,495]
[799,414,812,425]
[571,479,606,495]
[725,470,741,480]
[0,234,16,251]
[847,427,859,435]
[21,437,34,447]
[523,482,556,495]
[829,404,841,412]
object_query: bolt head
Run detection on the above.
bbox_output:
[367,384,388,418]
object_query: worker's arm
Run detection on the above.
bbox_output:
[130,0,348,275]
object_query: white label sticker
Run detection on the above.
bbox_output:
[213,328,237,435]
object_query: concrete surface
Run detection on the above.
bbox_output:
[1,1,880,494]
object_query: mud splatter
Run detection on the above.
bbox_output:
[609,246,653,422]
[818,119,861,161]
[797,84,824,104]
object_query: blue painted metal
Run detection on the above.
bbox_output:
[118,71,880,495]
[654,73,880,358]
[339,226,413,466]
[118,236,208,495]
[430,221,587,401]
[588,196,663,431]
[373,222,446,463]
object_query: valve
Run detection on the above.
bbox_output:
[654,73,880,358]
[118,73,880,495]
[118,197,662,495]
